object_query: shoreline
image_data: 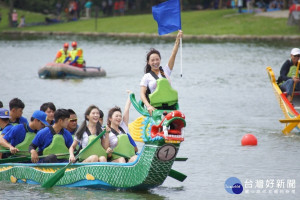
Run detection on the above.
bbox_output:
[1,30,300,42]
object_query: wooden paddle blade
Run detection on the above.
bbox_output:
[168,169,187,182]
[42,164,69,188]
[282,122,299,135]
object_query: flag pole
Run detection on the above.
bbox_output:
[180,33,182,77]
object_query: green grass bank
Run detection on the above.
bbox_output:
[0,5,299,41]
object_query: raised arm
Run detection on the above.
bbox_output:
[168,30,183,70]
[123,90,132,126]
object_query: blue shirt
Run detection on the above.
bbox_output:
[1,124,14,135]
[10,116,28,126]
[32,127,73,153]
[3,123,34,147]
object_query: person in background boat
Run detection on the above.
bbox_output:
[8,98,28,128]
[140,30,183,116]
[0,101,3,108]
[0,110,48,155]
[278,48,300,102]
[69,41,85,68]
[29,109,73,163]
[106,91,138,163]
[69,105,109,163]
[67,109,78,135]
[40,102,56,125]
[0,108,11,159]
[54,43,70,64]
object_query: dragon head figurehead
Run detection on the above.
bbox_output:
[150,110,185,144]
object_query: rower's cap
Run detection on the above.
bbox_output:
[0,108,10,119]
[291,48,300,55]
[32,110,49,126]
[63,43,69,48]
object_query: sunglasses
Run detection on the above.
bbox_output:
[294,55,300,58]
[69,118,77,122]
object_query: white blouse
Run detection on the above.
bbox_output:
[75,131,89,148]
[108,121,128,149]
[140,65,172,93]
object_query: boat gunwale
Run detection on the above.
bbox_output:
[0,144,166,168]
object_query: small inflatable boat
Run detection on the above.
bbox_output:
[38,63,106,79]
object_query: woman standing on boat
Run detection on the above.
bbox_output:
[106,91,138,163]
[69,105,109,163]
[140,30,183,115]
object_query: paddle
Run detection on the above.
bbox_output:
[291,60,300,101]
[175,157,188,161]
[42,129,106,188]
[169,169,187,182]
[0,150,28,153]
[111,151,187,182]
[282,122,299,135]
[0,153,70,164]
[279,118,300,123]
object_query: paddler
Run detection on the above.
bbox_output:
[69,41,85,68]
[29,109,73,163]
[278,48,300,102]
[0,110,48,155]
[54,43,70,64]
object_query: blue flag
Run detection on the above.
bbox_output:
[152,0,181,35]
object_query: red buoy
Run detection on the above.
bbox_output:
[241,134,257,146]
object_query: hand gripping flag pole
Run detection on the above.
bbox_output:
[152,0,183,77]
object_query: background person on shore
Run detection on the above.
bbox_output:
[18,15,25,28]
[140,30,183,116]
[54,43,70,63]
[278,48,300,102]
[11,9,18,27]
[238,0,243,13]
[84,0,93,18]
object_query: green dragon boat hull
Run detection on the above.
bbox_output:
[0,143,180,190]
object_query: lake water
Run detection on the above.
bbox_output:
[0,36,300,200]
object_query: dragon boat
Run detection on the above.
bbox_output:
[267,67,300,134]
[0,79,187,190]
[38,63,106,79]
